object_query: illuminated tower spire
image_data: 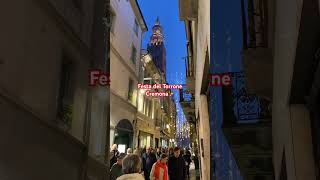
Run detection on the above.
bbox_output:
[147,17,167,74]
[150,17,164,45]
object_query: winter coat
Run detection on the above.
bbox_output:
[168,156,186,180]
[183,151,192,166]
[110,163,123,180]
[142,152,157,180]
[110,150,119,168]
[116,173,145,180]
[150,160,169,180]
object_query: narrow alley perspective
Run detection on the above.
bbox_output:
[1,0,320,180]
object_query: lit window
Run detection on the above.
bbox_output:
[133,19,139,36]
[128,79,134,101]
[110,11,116,33]
[131,45,137,64]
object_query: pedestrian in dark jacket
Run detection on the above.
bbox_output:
[183,150,192,179]
[110,153,126,180]
[110,144,119,169]
[142,146,157,180]
[168,147,186,180]
[168,147,174,158]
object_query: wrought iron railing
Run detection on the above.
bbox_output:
[231,72,271,122]
[179,85,194,102]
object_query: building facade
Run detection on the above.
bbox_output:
[179,0,211,179]
[271,0,320,179]
[109,0,147,152]
[136,51,162,149]
[0,0,109,179]
[179,0,273,179]
[134,19,177,149]
[240,0,320,180]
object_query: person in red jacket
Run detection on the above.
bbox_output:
[150,153,169,180]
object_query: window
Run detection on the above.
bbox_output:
[110,11,116,33]
[146,99,150,116]
[133,19,139,36]
[244,0,268,48]
[128,79,134,101]
[57,55,74,130]
[143,99,147,115]
[143,99,152,117]
[131,45,137,64]
[149,100,153,117]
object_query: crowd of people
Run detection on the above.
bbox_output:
[109,144,193,180]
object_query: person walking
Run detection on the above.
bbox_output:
[150,154,169,180]
[110,153,126,180]
[183,149,192,179]
[110,144,120,169]
[142,146,157,180]
[168,147,174,158]
[168,147,186,180]
[116,154,144,180]
[141,146,146,157]
[156,148,162,160]
[127,148,133,155]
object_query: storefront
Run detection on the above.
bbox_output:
[160,131,170,148]
[138,131,153,148]
[114,119,134,153]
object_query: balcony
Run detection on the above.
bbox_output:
[179,87,196,124]
[221,80,273,180]
[242,48,273,99]
[179,0,198,21]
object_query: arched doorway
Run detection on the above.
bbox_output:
[114,119,133,153]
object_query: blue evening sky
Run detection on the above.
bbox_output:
[137,0,189,142]
[137,0,187,85]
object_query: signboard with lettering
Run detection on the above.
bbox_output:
[209,73,232,86]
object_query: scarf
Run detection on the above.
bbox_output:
[154,160,168,180]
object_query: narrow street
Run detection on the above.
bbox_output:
[1,0,320,180]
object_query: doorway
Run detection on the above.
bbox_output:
[114,119,133,153]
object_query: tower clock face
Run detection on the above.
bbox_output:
[156,29,160,34]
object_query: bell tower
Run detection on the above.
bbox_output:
[147,17,167,75]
